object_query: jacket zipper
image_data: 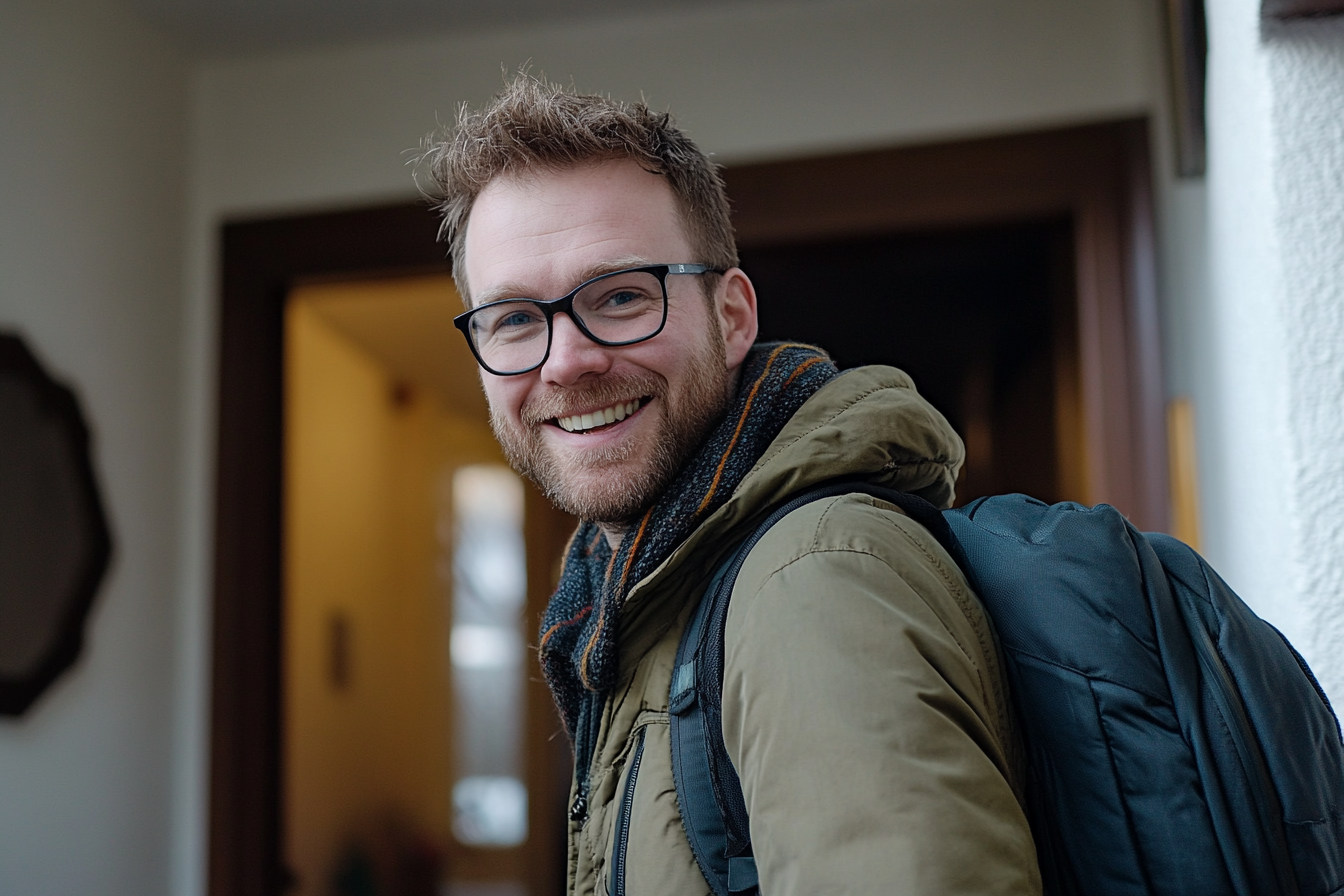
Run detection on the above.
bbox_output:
[608,726,647,896]
[571,692,604,825]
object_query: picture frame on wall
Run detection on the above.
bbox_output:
[0,332,112,716]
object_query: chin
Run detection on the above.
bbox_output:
[494,398,685,525]
[540,455,670,525]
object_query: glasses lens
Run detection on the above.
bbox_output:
[468,300,550,374]
[573,271,665,344]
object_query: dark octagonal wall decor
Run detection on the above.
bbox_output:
[0,332,112,716]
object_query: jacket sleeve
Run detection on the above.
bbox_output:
[720,494,1040,896]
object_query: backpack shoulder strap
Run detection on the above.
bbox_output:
[669,552,753,896]
[669,479,954,896]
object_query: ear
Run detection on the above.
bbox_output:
[716,268,759,371]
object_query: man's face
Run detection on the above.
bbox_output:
[463,160,755,527]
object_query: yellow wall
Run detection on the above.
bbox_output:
[284,298,504,894]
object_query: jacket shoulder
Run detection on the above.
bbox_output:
[718,493,1038,894]
[732,493,991,671]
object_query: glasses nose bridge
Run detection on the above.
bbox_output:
[544,289,601,346]
[544,292,600,350]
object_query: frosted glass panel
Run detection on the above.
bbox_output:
[446,465,528,847]
[453,775,528,847]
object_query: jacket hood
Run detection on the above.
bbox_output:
[617,365,963,654]
[737,364,963,511]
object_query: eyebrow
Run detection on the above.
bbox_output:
[471,255,655,308]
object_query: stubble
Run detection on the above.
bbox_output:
[489,329,730,527]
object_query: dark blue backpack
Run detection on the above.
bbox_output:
[670,481,1344,896]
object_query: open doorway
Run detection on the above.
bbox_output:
[282,275,571,896]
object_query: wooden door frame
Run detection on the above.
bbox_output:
[210,205,451,896]
[208,117,1167,895]
[722,117,1167,531]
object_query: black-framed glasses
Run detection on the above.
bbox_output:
[453,263,722,376]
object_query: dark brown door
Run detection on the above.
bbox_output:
[741,218,1076,504]
[725,117,1167,526]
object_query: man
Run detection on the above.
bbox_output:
[421,74,1040,895]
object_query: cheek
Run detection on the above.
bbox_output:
[481,376,526,420]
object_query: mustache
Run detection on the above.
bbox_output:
[519,370,665,426]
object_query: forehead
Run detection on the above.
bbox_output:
[462,160,691,305]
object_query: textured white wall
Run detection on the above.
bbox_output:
[1267,14,1344,697]
[0,0,189,894]
[1203,0,1344,699]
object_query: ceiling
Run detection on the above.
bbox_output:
[123,0,749,57]
[292,273,490,424]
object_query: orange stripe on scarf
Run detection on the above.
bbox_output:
[695,343,800,516]
[578,509,652,690]
[536,523,597,655]
[538,604,592,654]
[781,356,825,392]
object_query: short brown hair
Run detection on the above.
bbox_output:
[418,73,738,302]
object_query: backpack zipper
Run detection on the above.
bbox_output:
[608,726,647,896]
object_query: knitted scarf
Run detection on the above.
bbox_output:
[538,342,839,739]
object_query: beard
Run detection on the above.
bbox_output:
[489,327,731,528]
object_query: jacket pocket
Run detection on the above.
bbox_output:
[608,724,647,896]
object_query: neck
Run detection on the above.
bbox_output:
[598,522,625,550]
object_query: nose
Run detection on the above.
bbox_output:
[539,311,613,386]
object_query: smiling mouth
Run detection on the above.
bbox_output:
[554,398,644,433]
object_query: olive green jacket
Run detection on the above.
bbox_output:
[566,366,1041,896]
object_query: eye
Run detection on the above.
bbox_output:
[474,302,546,344]
[499,310,540,328]
[603,289,642,308]
[588,287,657,317]
[573,270,663,321]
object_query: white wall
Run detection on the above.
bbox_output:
[190,0,1155,216]
[1203,0,1344,698]
[0,1,189,894]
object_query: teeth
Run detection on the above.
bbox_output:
[558,399,641,433]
